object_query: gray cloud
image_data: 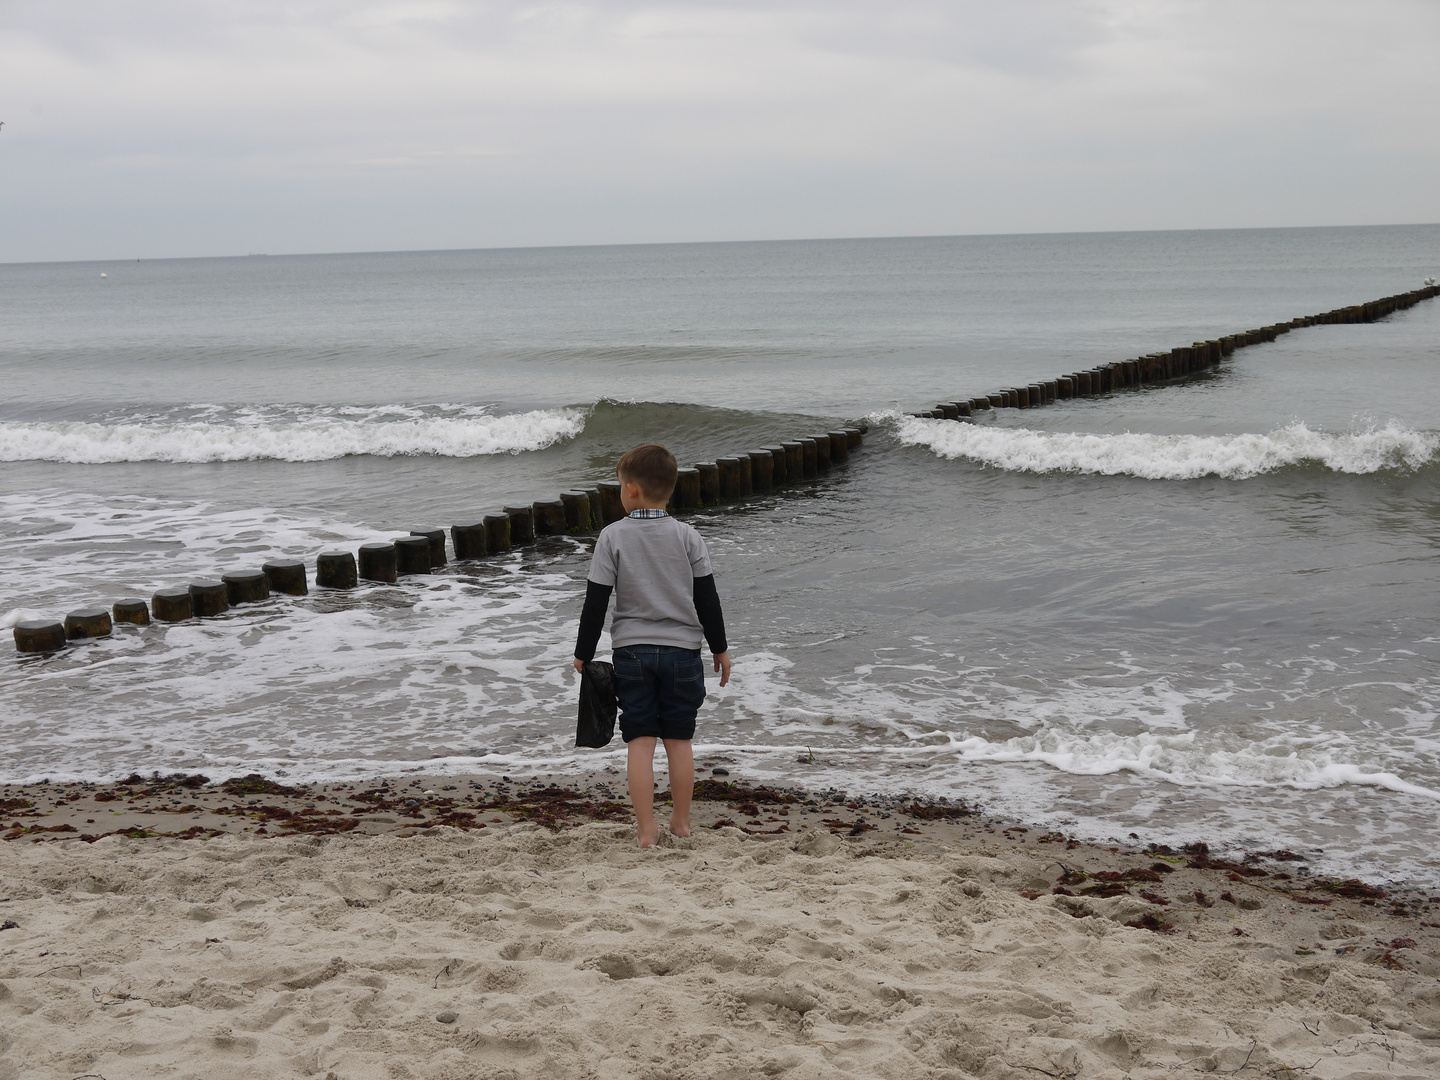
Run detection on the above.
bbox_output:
[2,1,1437,261]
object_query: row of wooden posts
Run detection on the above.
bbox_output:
[908,284,1440,420]
[11,427,867,653]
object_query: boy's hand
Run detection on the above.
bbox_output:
[714,650,731,687]
[573,658,584,674]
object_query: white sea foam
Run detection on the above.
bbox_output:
[0,404,586,463]
[896,416,1439,479]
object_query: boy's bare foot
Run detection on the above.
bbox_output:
[668,819,691,838]
[638,825,660,849]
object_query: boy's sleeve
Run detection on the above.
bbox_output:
[588,528,618,586]
[574,581,613,661]
[692,575,727,655]
[685,525,713,578]
[575,529,617,661]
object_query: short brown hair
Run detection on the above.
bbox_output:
[616,444,678,501]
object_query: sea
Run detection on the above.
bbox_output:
[3,226,1439,885]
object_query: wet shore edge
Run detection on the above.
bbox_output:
[4,766,1439,946]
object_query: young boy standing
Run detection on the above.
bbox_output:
[573,444,731,848]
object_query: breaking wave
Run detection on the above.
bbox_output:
[0,404,587,463]
[897,417,1438,479]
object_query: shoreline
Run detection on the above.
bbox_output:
[4,770,1440,1077]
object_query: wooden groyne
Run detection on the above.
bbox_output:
[908,284,1440,420]
[11,427,867,652]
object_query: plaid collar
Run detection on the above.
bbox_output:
[628,508,668,519]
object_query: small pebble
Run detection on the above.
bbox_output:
[422,790,436,796]
[1,920,18,931]
[436,1010,458,1024]
[711,768,729,777]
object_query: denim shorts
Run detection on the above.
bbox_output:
[613,645,706,742]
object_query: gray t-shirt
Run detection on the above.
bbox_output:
[587,514,713,650]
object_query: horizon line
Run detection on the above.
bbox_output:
[4,219,1438,269]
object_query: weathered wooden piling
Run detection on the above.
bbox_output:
[761,446,787,484]
[410,528,447,567]
[843,428,864,448]
[777,444,801,483]
[65,608,112,639]
[827,432,848,463]
[811,435,831,470]
[316,551,358,588]
[792,439,814,478]
[674,467,701,508]
[263,560,308,596]
[394,536,432,575]
[113,599,150,625]
[937,403,959,420]
[504,506,536,545]
[359,542,398,583]
[694,464,720,505]
[222,571,269,605]
[747,452,773,493]
[532,500,566,537]
[14,620,67,652]
[597,481,625,525]
[152,588,193,621]
[483,514,512,554]
[738,455,753,496]
[560,492,593,533]
[716,458,742,500]
[451,522,488,559]
[188,580,229,617]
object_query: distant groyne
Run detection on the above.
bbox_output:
[907,284,1440,419]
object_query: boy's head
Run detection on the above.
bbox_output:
[616,444,678,506]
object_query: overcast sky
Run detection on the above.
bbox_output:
[3,1,1438,262]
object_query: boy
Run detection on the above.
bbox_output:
[573,444,731,848]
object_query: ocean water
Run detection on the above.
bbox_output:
[3,227,1440,885]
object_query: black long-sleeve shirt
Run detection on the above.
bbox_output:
[574,574,728,662]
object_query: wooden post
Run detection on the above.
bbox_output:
[748,451,773,493]
[359,542,398,583]
[316,551,358,588]
[451,522,488,558]
[597,481,625,524]
[504,505,535,544]
[188,580,229,617]
[675,467,701,508]
[222,571,270,605]
[694,463,719,505]
[810,435,831,470]
[798,439,818,478]
[65,608,112,639]
[532,500,566,537]
[410,528,447,567]
[761,446,787,484]
[827,432,848,463]
[483,514,512,553]
[716,458,742,500]
[113,599,150,625]
[559,492,593,533]
[394,536,431,575]
[263,560,308,596]
[780,443,804,482]
[738,454,753,496]
[13,620,67,652]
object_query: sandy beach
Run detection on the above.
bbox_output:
[2,773,1439,1079]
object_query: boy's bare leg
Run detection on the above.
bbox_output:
[627,737,660,848]
[663,738,694,837]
